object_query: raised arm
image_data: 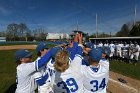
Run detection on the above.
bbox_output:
[69,34,79,60]
[35,50,52,71]
[71,34,84,69]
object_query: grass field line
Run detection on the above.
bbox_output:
[109,78,139,93]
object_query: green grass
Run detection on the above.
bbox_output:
[110,59,140,80]
[0,44,56,93]
[0,50,39,93]
[0,50,17,93]
[0,41,57,46]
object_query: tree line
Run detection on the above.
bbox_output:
[0,21,140,41]
[89,21,140,38]
[0,23,47,41]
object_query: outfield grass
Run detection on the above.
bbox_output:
[0,50,39,93]
[0,44,56,93]
[0,49,140,92]
[110,59,140,80]
[0,50,16,93]
[0,42,57,46]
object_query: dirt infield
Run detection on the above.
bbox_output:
[0,45,37,50]
[108,71,140,93]
[0,45,140,93]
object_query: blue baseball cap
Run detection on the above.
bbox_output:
[36,42,48,53]
[88,48,102,62]
[100,47,111,55]
[84,42,94,49]
[15,49,33,61]
[97,47,105,54]
[50,46,63,58]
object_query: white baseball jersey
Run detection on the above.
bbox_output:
[16,50,52,93]
[134,45,140,53]
[104,43,109,47]
[122,45,129,58]
[34,57,53,93]
[47,58,55,77]
[109,43,115,52]
[16,62,37,93]
[109,43,115,57]
[131,45,140,60]
[53,54,83,93]
[116,44,122,52]
[98,43,103,48]
[81,58,109,93]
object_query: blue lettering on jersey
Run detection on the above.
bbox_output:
[48,68,55,76]
[51,60,54,64]
[36,73,49,86]
[57,78,78,93]
[99,78,106,89]
[16,73,18,84]
[90,78,106,92]
[57,81,70,93]
[90,80,98,92]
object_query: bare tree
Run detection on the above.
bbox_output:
[6,23,18,41]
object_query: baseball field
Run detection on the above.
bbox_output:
[0,43,140,93]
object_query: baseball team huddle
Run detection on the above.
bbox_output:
[14,34,110,93]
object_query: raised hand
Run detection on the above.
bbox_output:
[74,34,79,42]
[78,34,83,44]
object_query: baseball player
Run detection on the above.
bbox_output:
[46,34,79,78]
[51,34,84,93]
[121,42,129,62]
[104,41,109,47]
[81,47,109,93]
[98,41,103,48]
[128,41,134,63]
[34,42,53,93]
[109,41,115,60]
[116,41,122,61]
[130,42,140,65]
[15,49,52,93]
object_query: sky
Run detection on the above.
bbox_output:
[0,0,140,35]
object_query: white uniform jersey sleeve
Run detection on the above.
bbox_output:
[136,45,140,52]
[99,59,109,70]
[34,57,42,79]
[70,54,83,72]
[18,62,36,76]
[16,63,37,93]
[16,50,52,93]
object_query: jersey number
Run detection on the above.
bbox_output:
[90,78,106,92]
[57,78,78,93]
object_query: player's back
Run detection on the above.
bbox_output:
[52,52,84,93]
[53,64,83,93]
[82,59,109,93]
